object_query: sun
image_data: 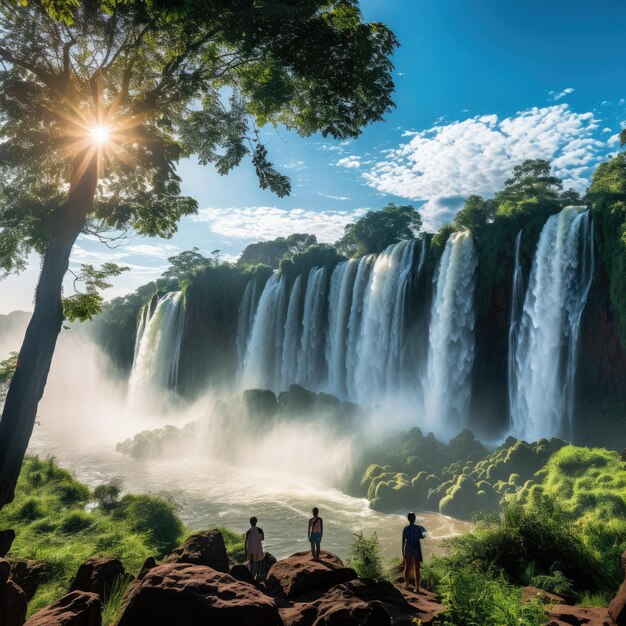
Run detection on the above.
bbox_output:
[90,125,110,145]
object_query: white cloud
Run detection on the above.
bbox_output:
[123,244,179,258]
[620,98,625,106]
[363,104,605,229]
[602,127,612,133]
[317,192,350,201]
[282,160,306,171]
[192,206,367,243]
[336,156,362,169]
[549,87,575,101]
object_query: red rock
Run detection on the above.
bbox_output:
[0,558,10,588]
[230,564,257,585]
[11,560,47,601]
[609,550,626,626]
[116,562,281,626]
[163,529,230,572]
[24,591,101,626]
[69,557,126,601]
[0,530,15,558]
[522,585,566,605]
[280,579,444,626]
[137,556,156,581]
[546,605,616,626]
[265,551,357,600]
[0,579,27,626]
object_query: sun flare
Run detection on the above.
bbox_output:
[90,125,110,145]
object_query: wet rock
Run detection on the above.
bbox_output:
[69,557,126,601]
[11,560,47,601]
[0,579,28,626]
[0,530,15,558]
[265,551,357,600]
[163,529,230,573]
[24,591,101,626]
[609,550,626,625]
[116,562,280,626]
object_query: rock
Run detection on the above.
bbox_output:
[265,551,357,600]
[280,579,443,626]
[522,585,566,605]
[163,529,230,573]
[137,557,156,581]
[11,560,47,601]
[24,591,101,626]
[0,579,28,626]
[229,564,256,585]
[0,558,10,589]
[609,550,626,625]
[0,530,15,558]
[116,562,280,626]
[69,557,126,601]
[259,552,277,582]
[546,605,615,626]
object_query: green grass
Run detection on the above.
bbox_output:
[0,456,242,617]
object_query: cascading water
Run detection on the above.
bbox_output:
[354,240,418,404]
[128,291,185,404]
[423,231,477,434]
[236,278,258,371]
[280,275,303,390]
[510,207,594,440]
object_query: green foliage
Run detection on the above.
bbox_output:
[434,567,546,626]
[161,248,213,283]
[93,480,121,512]
[588,153,626,345]
[62,263,129,323]
[102,574,132,626]
[238,233,317,269]
[279,243,345,278]
[59,510,92,533]
[115,494,184,556]
[0,351,18,384]
[336,203,422,257]
[347,531,387,580]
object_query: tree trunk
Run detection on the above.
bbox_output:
[0,157,98,509]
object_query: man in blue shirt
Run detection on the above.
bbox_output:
[402,512,426,592]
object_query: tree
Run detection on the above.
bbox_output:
[620,129,626,147]
[498,159,563,203]
[453,195,496,233]
[336,203,422,257]
[0,0,398,507]
[238,233,317,268]
[161,248,212,283]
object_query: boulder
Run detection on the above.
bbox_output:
[11,560,47,601]
[265,551,357,600]
[0,579,27,626]
[609,550,626,625]
[24,591,101,626]
[0,530,15,558]
[280,579,443,626]
[69,557,126,601]
[164,529,230,573]
[522,586,566,605]
[545,605,615,626]
[229,564,256,585]
[116,562,280,626]
[0,558,10,588]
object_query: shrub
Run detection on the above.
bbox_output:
[94,481,121,512]
[15,498,44,521]
[60,511,92,533]
[347,531,387,580]
[118,494,183,555]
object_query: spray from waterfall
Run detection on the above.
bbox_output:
[423,231,477,435]
[507,230,524,429]
[510,208,594,440]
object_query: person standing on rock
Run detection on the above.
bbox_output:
[308,507,323,561]
[245,516,265,580]
[402,512,426,593]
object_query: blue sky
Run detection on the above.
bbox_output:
[2,0,625,312]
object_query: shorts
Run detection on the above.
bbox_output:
[247,552,264,562]
[310,532,322,549]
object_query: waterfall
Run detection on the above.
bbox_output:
[510,208,594,440]
[280,275,303,390]
[354,240,417,404]
[423,232,477,434]
[128,291,184,403]
[242,274,288,390]
[296,266,328,389]
[507,230,524,428]
[236,278,258,371]
[325,260,358,397]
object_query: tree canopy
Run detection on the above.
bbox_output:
[238,233,317,269]
[336,203,422,257]
[161,247,213,283]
